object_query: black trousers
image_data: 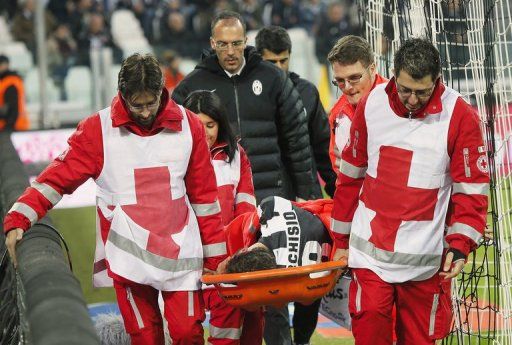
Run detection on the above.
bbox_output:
[263,299,321,345]
[293,299,321,344]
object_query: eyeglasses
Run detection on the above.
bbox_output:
[395,81,435,99]
[331,72,366,89]
[213,40,245,51]
[125,96,160,113]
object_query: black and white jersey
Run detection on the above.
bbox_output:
[258,196,332,268]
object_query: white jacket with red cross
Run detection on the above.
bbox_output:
[3,90,227,291]
[331,78,489,283]
[210,142,256,226]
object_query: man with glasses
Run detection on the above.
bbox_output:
[4,53,227,345]
[327,35,387,172]
[331,38,489,344]
[172,11,315,204]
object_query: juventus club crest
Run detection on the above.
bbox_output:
[252,80,262,95]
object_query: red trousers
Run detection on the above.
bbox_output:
[114,280,205,345]
[203,289,244,345]
[203,289,264,345]
[349,268,452,345]
[241,309,265,345]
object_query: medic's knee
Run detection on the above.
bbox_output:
[170,321,204,344]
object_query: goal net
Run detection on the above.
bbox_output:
[357,0,512,343]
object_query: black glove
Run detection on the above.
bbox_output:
[446,248,466,263]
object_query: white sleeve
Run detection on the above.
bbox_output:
[334,116,352,163]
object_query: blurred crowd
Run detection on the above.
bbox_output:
[0,0,360,91]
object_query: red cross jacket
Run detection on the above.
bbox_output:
[331,78,489,282]
[210,142,256,226]
[328,73,387,172]
[3,89,227,273]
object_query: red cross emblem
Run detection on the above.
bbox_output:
[122,167,189,259]
[477,155,489,173]
[361,146,439,251]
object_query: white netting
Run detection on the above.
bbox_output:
[358,0,512,343]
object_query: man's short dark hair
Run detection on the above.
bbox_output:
[394,38,441,81]
[255,26,292,55]
[226,247,277,274]
[211,11,246,35]
[0,54,9,65]
[327,35,374,67]
[118,53,163,100]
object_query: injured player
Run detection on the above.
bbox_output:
[215,196,335,345]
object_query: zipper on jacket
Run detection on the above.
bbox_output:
[232,76,242,135]
[126,287,145,329]
[408,111,413,120]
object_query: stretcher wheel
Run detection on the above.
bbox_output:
[201,260,347,311]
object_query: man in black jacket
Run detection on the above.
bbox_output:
[172,11,315,203]
[255,25,336,198]
[253,25,336,345]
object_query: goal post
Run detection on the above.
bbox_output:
[357,0,512,343]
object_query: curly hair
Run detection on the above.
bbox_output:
[226,246,277,273]
[393,38,441,81]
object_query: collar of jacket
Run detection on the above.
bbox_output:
[211,141,228,157]
[385,76,445,119]
[110,88,183,136]
[289,71,300,85]
[0,70,19,79]
[197,46,262,77]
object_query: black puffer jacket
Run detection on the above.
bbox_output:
[173,47,314,202]
[289,72,336,198]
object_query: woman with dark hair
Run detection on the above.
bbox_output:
[184,90,256,224]
[184,90,256,345]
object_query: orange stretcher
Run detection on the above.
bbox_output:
[201,259,347,311]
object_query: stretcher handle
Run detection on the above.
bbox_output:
[202,259,347,284]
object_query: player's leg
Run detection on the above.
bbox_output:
[263,305,292,345]
[349,268,395,345]
[162,290,205,345]
[292,299,321,344]
[114,280,164,345]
